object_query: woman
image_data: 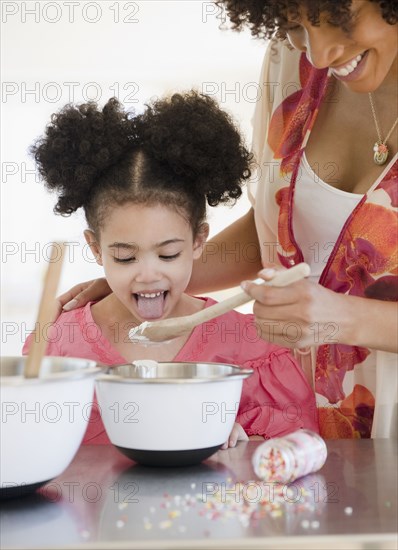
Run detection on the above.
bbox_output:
[58,0,397,439]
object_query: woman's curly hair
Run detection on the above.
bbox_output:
[31,92,252,234]
[215,1,397,40]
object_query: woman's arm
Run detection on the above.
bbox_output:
[187,208,263,294]
[345,295,398,353]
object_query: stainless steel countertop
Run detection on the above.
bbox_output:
[1,440,397,549]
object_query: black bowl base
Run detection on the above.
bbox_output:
[0,479,53,500]
[115,445,222,467]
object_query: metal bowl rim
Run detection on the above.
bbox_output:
[96,361,253,384]
[0,356,101,386]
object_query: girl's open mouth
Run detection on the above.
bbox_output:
[133,290,168,319]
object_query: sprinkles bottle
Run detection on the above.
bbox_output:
[252,429,327,484]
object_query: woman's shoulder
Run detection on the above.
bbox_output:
[263,38,302,81]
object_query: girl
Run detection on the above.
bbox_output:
[25,92,318,445]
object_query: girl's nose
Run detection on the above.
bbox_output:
[300,27,346,70]
[134,261,161,284]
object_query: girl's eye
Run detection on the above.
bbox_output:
[159,253,181,261]
[114,256,136,263]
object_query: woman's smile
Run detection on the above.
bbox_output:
[329,51,368,80]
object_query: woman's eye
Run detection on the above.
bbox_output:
[159,253,181,261]
[285,24,301,32]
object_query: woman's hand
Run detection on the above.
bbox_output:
[241,266,398,352]
[221,422,249,449]
[241,267,350,349]
[55,278,112,319]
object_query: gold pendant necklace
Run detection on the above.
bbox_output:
[368,92,398,166]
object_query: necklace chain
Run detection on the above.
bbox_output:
[368,92,398,166]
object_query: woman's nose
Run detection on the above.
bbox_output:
[301,27,346,69]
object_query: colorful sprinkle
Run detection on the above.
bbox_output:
[116,520,125,529]
[168,510,181,519]
[159,520,172,529]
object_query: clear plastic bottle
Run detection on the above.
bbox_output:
[252,429,327,483]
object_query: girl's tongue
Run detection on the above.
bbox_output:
[135,292,166,319]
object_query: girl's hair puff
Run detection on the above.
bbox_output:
[32,92,252,235]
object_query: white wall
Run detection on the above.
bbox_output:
[1,0,268,355]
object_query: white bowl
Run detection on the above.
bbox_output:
[95,362,253,467]
[0,356,100,498]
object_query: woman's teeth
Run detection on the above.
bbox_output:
[332,53,364,76]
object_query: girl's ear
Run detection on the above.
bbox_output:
[84,230,103,266]
[193,223,210,260]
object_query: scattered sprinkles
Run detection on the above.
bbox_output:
[133,479,323,535]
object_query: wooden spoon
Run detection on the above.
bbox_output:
[24,242,66,378]
[129,262,310,344]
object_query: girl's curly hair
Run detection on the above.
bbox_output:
[215,1,397,40]
[31,92,252,235]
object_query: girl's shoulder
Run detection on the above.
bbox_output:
[199,296,291,364]
[55,302,94,325]
[22,302,96,358]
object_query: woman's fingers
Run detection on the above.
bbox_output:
[249,283,342,348]
[58,281,95,307]
[241,270,345,348]
[59,278,111,311]
[242,278,307,308]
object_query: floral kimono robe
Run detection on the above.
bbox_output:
[249,39,398,439]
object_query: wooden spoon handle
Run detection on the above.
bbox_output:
[186,263,310,327]
[24,243,66,379]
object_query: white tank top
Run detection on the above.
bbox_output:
[292,153,363,283]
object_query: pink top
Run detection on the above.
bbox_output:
[23,297,318,444]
